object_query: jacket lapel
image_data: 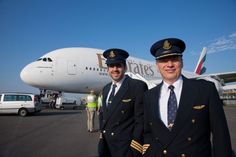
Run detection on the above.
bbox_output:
[151,83,173,139]
[163,76,196,146]
[102,83,111,111]
[150,83,162,121]
[102,77,129,127]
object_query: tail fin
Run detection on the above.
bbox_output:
[194,47,207,75]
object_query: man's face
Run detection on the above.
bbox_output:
[156,56,183,84]
[107,63,126,82]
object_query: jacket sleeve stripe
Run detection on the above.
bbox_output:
[142,144,150,154]
[130,140,142,153]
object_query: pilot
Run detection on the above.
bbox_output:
[142,38,232,156]
[98,48,148,157]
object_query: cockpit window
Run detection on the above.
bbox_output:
[36,57,53,62]
[48,58,52,62]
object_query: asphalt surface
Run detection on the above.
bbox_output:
[0,108,100,157]
[0,106,235,157]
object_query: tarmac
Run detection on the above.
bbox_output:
[0,106,235,157]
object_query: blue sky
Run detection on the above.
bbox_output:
[1,0,236,93]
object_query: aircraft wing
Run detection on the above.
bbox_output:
[208,71,236,83]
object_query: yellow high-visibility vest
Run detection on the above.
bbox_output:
[87,94,97,108]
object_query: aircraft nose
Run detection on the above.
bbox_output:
[20,64,34,85]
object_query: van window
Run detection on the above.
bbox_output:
[18,95,32,101]
[4,95,17,101]
[0,95,2,101]
[3,95,32,101]
[26,95,32,101]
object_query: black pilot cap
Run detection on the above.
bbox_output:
[103,48,129,65]
[150,38,186,60]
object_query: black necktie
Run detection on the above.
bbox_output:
[168,85,177,129]
[107,84,117,105]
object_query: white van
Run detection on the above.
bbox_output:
[0,93,41,117]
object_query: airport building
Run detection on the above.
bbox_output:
[221,88,236,105]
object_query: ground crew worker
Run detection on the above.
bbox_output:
[55,92,62,109]
[86,90,97,133]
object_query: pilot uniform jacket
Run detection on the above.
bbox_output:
[99,75,148,157]
[143,76,232,157]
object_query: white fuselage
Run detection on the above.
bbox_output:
[20,47,214,94]
[20,48,165,93]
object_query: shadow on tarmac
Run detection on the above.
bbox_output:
[34,110,83,117]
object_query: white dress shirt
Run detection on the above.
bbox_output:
[106,76,126,105]
[159,76,183,127]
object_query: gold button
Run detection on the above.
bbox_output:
[181,153,186,157]
[187,137,192,141]
[163,150,167,154]
[192,119,195,123]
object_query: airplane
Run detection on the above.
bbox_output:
[20,47,236,95]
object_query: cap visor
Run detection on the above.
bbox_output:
[156,53,182,60]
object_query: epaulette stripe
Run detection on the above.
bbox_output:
[131,142,142,150]
[142,144,150,154]
[131,140,142,147]
[132,140,143,150]
[130,143,142,153]
[130,140,142,153]
[143,144,150,148]
[130,142,142,152]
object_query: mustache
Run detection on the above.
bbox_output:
[111,70,120,73]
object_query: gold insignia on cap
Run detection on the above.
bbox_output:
[109,51,116,58]
[163,40,172,50]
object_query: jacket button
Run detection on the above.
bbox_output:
[187,137,192,141]
[111,132,114,136]
[163,150,167,155]
[192,119,195,123]
[103,130,106,133]
[121,110,125,114]
[149,122,152,125]
[181,153,186,157]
